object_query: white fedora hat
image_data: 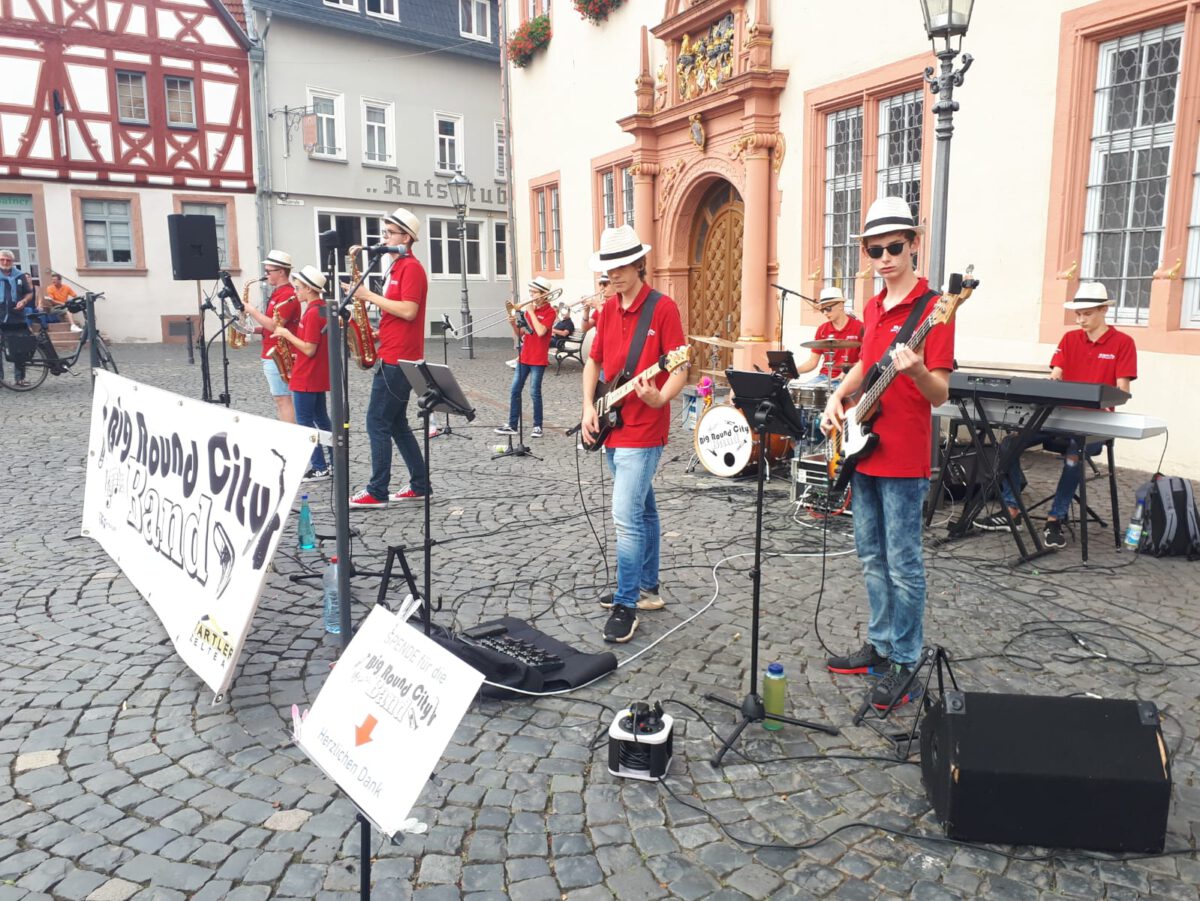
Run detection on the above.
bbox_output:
[384,207,420,241]
[293,265,327,292]
[262,249,292,268]
[1064,281,1110,310]
[528,275,553,295]
[853,195,925,240]
[589,224,651,272]
[817,286,846,307]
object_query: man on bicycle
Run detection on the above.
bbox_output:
[0,249,35,387]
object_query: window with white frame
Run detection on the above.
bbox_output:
[309,90,344,160]
[82,199,134,266]
[622,166,635,227]
[460,0,490,40]
[116,71,148,124]
[435,113,462,173]
[165,76,196,128]
[494,221,509,278]
[823,105,863,306]
[362,99,394,165]
[324,0,357,9]
[494,121,506,180]
[366,0,397,20]
[428,218,483,277]
[181,201,229,266]
[602,171,616,228]
[1084,23,1181,326]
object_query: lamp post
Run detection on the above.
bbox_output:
[448,169,474,359]
[919,0,974,293]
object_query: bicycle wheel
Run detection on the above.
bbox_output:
[0,342,51,391]
[94,336,118,373]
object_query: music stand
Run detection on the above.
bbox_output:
[397,360,475,638]
[703,369,839,766]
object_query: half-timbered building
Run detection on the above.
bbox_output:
[0,0,253,342]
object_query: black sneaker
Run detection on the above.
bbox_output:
[303,467,331,482]
[598,588,665,611]
[1043,519,1066,549]
[870,663,923,710]
[827,642,890,675]
[974,512,1014,532]
[603,605,638,643]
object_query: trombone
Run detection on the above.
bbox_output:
[455,287,563,340]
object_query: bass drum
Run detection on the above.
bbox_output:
[694,404,792,478]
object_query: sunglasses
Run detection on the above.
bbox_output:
[865,241,908,260]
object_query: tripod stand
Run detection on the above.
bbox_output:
[429,315,469,441]
[704,369,839,765]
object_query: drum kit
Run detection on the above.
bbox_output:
[687,334,862,487]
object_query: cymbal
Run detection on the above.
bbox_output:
[801,338,862,351]
[689,334,749,349]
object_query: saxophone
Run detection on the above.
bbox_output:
[227,279,258,349]
[346,251,377,369]
[269,306,294,384]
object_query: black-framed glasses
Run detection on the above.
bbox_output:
[865,241,908,259]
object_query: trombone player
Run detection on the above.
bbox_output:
[496,276,557,439]
[243,250,301,423]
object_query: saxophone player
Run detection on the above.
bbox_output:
[243,250,301,423]
[273,265,333,481]
[340,208,429,508]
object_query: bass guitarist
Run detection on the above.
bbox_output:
[581,225,688,644]
[819,196,955,711]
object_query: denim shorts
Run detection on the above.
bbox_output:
[262,357,289,397]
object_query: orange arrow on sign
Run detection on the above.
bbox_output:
[355,714,377,746]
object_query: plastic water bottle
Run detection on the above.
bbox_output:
[762,662,786,731]
[297,494,316,551]
[322,556,341,635]
[1124,501,1145,550]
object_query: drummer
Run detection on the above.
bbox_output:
[796,286,863,383]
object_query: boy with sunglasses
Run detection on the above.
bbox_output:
[819,196,955,711]
[796,286,863,381]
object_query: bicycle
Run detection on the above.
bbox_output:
[0,292,118,391]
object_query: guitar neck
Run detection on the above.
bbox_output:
[598,359,663,412]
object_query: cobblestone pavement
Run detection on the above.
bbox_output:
[3,339,1199,900]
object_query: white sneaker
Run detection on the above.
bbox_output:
[70,325,83,333]
[531,426,543,438]
[505,358,518,369]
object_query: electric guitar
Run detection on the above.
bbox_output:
[829,268,977,491]
[581,345,692,451]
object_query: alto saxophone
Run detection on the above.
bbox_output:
[227,279,257,349]
[269,307,294,384]
[346,251,377,369]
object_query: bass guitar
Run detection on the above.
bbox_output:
[829,267,977,491]
[581,345,692,451]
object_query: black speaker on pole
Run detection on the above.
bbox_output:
[921,691,1171,852]
[167,214,220,281]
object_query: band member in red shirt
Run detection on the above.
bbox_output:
[975,282,1137,548]
[820,196,955,710]
[496,277,556,438]
[582,225,688,644]
[273,265,332,480]
[244,250,301,424]
[342,208,429,507]
[796,286,864,381]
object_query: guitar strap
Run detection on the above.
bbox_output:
[618,289,662,382]
[861,288,935,394]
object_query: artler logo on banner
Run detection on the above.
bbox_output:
[80,371,317,697]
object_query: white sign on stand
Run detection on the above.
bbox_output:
[295,606,483,836]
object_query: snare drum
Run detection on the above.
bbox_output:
[694,404,792,477]
[797,383,831,411]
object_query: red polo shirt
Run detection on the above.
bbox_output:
[855,278,955,479]
[288,302,330,393]
[813,315,864,378]
[518,303,557,366]
[375,254,428,365]
[589,284,687,448]
[1050,327,1137,388]
[260,284,300,361]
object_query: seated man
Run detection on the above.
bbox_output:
[550,303,575,350]
[43,273,80,330]
[796,286,863,382]
[974,282,1136,549]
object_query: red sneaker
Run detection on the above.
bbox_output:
[391,487,426,500]
[349,490,388,508]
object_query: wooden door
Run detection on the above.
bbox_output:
[688,182,743,379]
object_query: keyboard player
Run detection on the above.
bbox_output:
[974,282,1137,548]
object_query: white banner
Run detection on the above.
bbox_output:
[294,606,483,837]
[81,371,318,697]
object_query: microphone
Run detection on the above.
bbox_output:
[366,244,408,256]
[318,229,339,250]
[441,314,457,337]
[771,283,795,295]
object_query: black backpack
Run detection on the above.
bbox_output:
[1138,475,1200,561]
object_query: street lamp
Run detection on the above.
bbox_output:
[919,0,974,293]
[448,169,474,359]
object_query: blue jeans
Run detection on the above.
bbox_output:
[606,446,664,609]
[507,362,545,429]
[999,431,1105,521]
[851,473,930,667]
[366,363,428,499]
[292,390,331,471]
